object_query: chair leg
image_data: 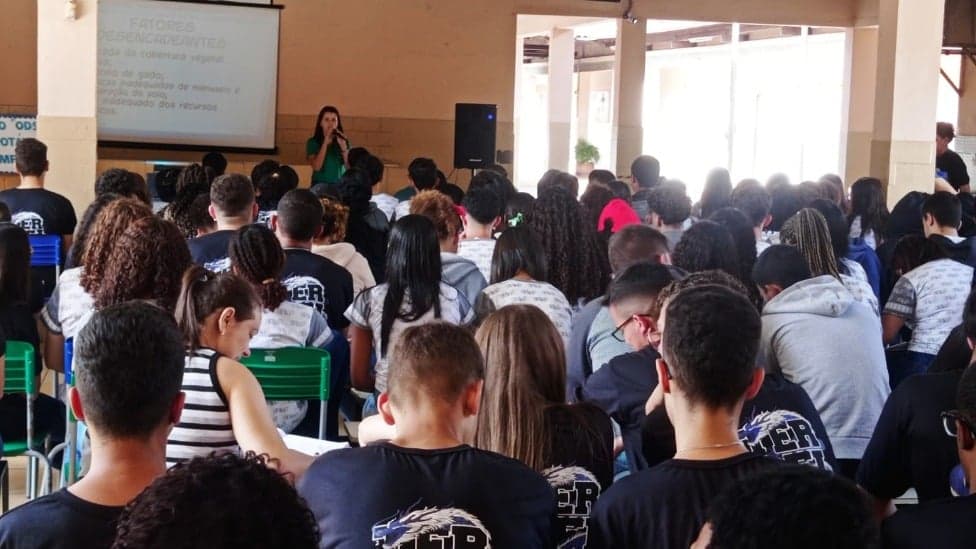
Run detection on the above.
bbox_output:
[1,461,9,513]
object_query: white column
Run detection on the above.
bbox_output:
[548,27,574,173]
[612,18,646,177]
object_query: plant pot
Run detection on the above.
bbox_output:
[576,162,595,177]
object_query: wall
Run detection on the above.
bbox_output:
[0,0,37,189]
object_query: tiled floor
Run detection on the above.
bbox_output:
[2,457,30,513]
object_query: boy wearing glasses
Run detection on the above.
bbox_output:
[881,365,976,548]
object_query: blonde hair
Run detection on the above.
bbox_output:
[780,208,841,280]
[319,197,349,242]
[410,190,461,241]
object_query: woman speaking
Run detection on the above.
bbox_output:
[307,105,350,185]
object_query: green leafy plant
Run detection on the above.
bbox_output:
[575,138,600,165]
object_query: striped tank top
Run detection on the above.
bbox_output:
[166,348,239,466]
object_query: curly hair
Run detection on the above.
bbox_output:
[228,224,288,311]
[672,220,739,277]
[707,465,878,549]
[410,189,461,241]
[647,182,692,226]
[162,164,211,238]
[890,234,948,276]
[68,192,124,269]
[93,217,191,313]
[654,269,748,320]
[527,187,611,304]
[319,197,350,243]
[111,452,320,549]
[80,198,154,295]
[94,168,150,205]
[780,208,841,280]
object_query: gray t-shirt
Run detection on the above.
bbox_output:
[475,279,573,343]
[884,259,974,355]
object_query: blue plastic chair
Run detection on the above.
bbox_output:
[29,235,62,302]
[47,338,80,487]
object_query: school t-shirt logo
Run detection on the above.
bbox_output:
[12,212,45,235]
[544,465,601,549]
[283,275,328,315]
[739,409,832,471]
[204,257,231,273]
[371,505,491,548]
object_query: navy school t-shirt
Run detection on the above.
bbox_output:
[0,489,123,549]
[187,229,235,273]
[281,248,353,330]
[297,442,556,549]
[0,188,76,237]
[882,494,976,549]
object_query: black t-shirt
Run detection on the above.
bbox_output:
[0,489,123,549]
[345,209,389,284]
[281,248,353,330]
[588,453,780,549]
[544,404,614,548]
[882,494,976,549]
[187,229,235,272]
[857,369,963,502]
[641,373,837,472]
[930,234,976,269]
[0,188,76,237]
[297,442,555,548]
[582,346,658,471]
[938,149,970,190]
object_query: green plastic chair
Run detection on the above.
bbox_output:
[1,341,53,511]
[240,347,331,439]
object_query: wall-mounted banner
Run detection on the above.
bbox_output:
[0,115,37,173]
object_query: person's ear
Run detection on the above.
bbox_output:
[463,379,484,417]
[761,214,772,231]
[491,216,502,231]
[958,419,975,451]
[68,387,85,422]
[378,392,396,425]
[656,358,672,395]
[967,337,974,351]
[923,213,934,227]
[43,161,50,174]
[314,225,324,240]
[635,315,656,339]
[251,202,259,222]
[270,213,279,233]
[745,368,765,400]
[208,204,218,221]
[217,307,237,335]
[658,252,672,266]
[170,392,186,425]
[761,284,784,302]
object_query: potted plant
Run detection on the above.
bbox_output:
[575,138,600,176]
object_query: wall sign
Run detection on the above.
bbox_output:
[0,115,37,174]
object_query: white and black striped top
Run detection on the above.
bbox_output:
[165,348,239,466]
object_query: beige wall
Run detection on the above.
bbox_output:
[0,0,37,190]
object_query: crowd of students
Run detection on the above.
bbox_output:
[0,134,973,548]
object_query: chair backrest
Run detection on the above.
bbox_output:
[240,347,330,402]
[64,338,74,385]
[28,235,62,268]
[3,340,36,396]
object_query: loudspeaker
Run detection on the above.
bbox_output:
[454,103,497,169]
[945,0,976,47]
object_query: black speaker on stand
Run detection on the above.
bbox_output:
[454,103,497,176]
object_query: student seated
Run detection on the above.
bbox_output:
[646,182,692,251]
[297,323,556,548]
[731,183,773,255]
[848,177,888,250]
[312,197,376,295]
[884,235,973,385]
[410,189,487,304]
[754,245,889,478]
[672,220,739,276]
[359,153,397,222]
[881,364,976,549]
[111,453,319,549]
[475,305,613,547]
[475,226,572,343]
[566,224,670,401]
[694,466,879,549]
[345,215,474,401]
[165,266,313,476]
[581,262,677,471]
[94,168,150,205]
[336,168,390,284]
[859,290,976,512]
[394,157,439,220]
[458,186,503,282]
[589,285,778,549]
[272,189,354,331]
[161,164,211,239]
[188,173,258,273]
[924,191,976,267]
[0,302,186,547]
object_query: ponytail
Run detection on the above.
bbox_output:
[176,265,260,350]
[228,224,288,311]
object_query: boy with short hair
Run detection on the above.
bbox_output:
[394,157,439,220]
[273,189,354,330]
[459,186,504,282]
[0,302,187,547]
[589,285,778,548]
[923,191,976,268]
[359,153,397,222]
[0,138,77,246]
[646,182,692,251]
[187,173,258,272]
[298,322,556,548]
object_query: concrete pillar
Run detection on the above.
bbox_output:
[842,26,878,187]
[958,57,976,135]
[870,0,946,208]
[548,28,574,173]
[36,0,97,216]
[612,18,646,178]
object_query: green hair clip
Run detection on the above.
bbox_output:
[508,212,524,228]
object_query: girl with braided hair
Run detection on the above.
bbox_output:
[528,186,611,306]
[161,163,211,239]
[228,223,333,433]
[780,208,879,316]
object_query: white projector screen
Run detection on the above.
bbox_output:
[97,0,280,150]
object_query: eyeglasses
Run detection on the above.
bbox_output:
[941,410,976,438]
[611,313,655,343]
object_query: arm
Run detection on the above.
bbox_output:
[43,330,65,374]
[216,357,313,479]
[308,136,330,172]
[882,314,906,345]
[349,324,374,392]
